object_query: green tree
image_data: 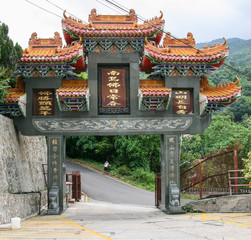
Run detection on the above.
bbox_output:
[228,96,251,122]
[0,66,10,103]
[113,135,160,172]
[180,114,251,167]
[0,23,22,70]
[66,136,115,162]
[77,72,88,79]
[0,22,23,102]
[243,152,251,178]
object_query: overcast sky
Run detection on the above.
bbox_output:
[1,0,251,49]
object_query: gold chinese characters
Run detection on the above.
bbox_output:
[173,90,192,114]
[34,90,54,116]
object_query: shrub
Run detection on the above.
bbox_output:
[117,165,132,176]
[244,152,251,179]
[133,168,155,185]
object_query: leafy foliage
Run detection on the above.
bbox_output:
[243,152,251,179]
[66,136,114,162]
[0,23,22,70]
[66,135,161,173]
[0,66,10,104]
[113,135,160,172]
[117,165,132,176]
[0,22,22,102]
[181,114,251,170]
[77,72,88,79]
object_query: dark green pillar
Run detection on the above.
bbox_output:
[47,135,66,214]
[161,134,183,213]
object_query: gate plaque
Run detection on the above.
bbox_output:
[33,89,55,116]
[98,65,130,114]
[172,89,193,114]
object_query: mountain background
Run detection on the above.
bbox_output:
[197,38,251,121]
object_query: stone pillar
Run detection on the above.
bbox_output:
[161,134,183,213]
[47,135,66,214]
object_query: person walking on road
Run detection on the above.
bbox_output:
[104,161,109,171]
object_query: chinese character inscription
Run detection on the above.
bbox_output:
[98,66,130,114]
[172,89,193,114]
[33,89,55,116]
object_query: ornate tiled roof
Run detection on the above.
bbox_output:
[140,87,171,96]
[141,32,229,73]
[199,75,242,115]
[0,78,26,117]
[56,80,88,97]
[56,80,89,111]
[5,78,25,103]
[20,32,85,71]
[200,75,241,103]
[138,79,171,111]
[62,9,164,45]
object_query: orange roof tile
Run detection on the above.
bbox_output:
[62,9,164,43]
[139,86,171,96]
[144,33,229,62]
[200,76,242,102]
[139,79,165,88]
[5,89,25,100]
[88,8,137,24]
[5,78,25,102]
[20,33,85,69]
[56,80,88,97]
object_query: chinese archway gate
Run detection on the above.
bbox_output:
[0,8,241,214]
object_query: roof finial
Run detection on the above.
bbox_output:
[78,36,82,45]
[235,76,239,85]
[63,10,67,19]
[145,37,149,44]
[223,37,226,46]
[159,11,163,19]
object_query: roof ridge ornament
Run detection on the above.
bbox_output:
[63,10,67,19]
[159,11,163,20]
[88,8,137,23]
[28,32,62,48]
[78,36,82,45]
[163,32,195,47]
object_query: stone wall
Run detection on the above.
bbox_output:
[0,114,47,225]
[187,194,251,213]
[0,191,47,224]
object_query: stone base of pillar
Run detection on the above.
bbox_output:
[165,207,185,214]
[48,186,60,215]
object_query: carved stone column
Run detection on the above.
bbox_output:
[47,135,66,214]
[161,134,183,213]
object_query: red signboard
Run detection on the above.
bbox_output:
[33,89,55,116]
[101,68,126,108]
[98,65,130,115]
[172,89,193,114]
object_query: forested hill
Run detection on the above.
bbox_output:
[197,38,251,60]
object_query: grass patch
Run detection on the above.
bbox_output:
[180,193,200,200]
[67,157,104,171]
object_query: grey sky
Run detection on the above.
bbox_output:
[1,0,251,48]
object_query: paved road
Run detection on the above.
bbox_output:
[2,202,251,239]
[66,161,155,206]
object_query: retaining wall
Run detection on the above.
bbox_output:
[187,194,251,212]
[0,114,47,224]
